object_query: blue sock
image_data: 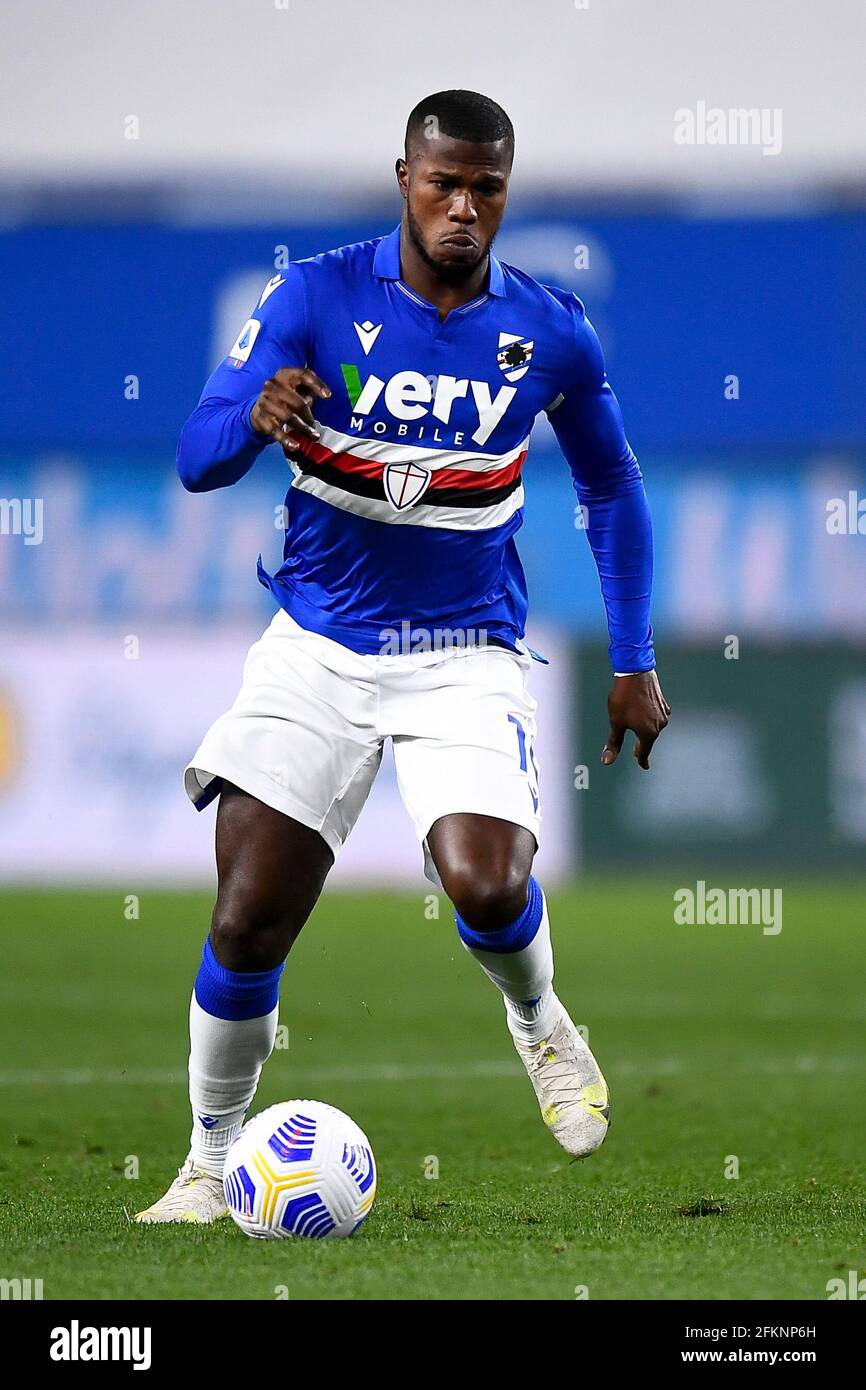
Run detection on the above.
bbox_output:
[455,877,556,1040]
[193,937,284,1021]
[455,874,544,953]
[188,939,285,1176]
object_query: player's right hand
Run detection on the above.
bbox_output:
[250,367,332,446]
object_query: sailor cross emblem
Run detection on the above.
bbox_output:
[383,461,432,510]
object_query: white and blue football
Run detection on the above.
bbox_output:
[223,1100,377,1240]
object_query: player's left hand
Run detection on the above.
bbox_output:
[602,671,671,771]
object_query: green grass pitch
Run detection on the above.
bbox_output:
[1,881,864,1301]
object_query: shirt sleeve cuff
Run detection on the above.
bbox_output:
[239,397,266,442]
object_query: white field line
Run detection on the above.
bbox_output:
[0,1055,863,1087]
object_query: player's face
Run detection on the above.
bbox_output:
[398,135,511,278]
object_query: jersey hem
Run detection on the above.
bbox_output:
[256,559,526,659]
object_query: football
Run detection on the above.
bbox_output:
[223,1100,377,1239]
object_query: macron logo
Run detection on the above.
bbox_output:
[258,274,285,308]
[354,320,383,356]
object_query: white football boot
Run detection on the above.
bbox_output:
[511,997,610,1158]
[134,1154,228,1224]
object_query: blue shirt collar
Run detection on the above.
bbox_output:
[373,225,506,298]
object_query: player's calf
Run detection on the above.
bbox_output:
[455,875,610,1158]
[429,815,609,1159]
[135,787,334,1223]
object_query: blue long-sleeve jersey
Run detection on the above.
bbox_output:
[177,226,654,671]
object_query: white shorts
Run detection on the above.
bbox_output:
[184,609,541,882]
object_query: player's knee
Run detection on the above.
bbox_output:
[210,893,297,972]
[444,862,530,932]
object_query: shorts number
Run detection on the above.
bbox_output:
[507,714,539,812]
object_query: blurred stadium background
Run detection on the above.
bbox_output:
[1,0,864,888]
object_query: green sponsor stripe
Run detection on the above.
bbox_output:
[341,363,362,408]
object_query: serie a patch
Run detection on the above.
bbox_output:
[227,318,262,369]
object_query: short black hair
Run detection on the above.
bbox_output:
[405,89,514,161]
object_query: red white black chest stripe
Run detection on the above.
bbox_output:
[288,423,529,531]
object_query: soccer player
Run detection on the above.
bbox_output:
[136,90,670,1223]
